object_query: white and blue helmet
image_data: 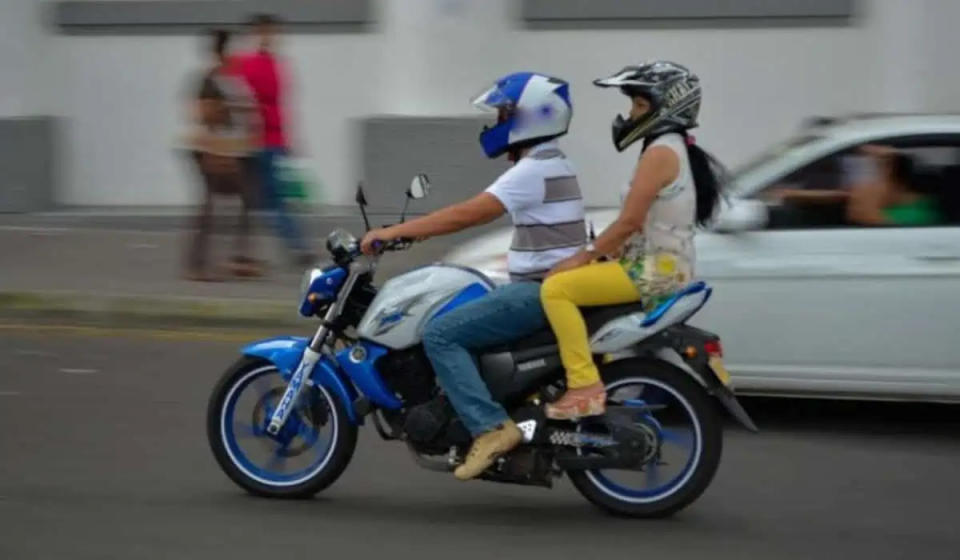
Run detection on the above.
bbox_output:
[471,72,572,159]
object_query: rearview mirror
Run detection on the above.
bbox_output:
[408,174,431,200]
[713,199,768,233]
[355,183,371,231]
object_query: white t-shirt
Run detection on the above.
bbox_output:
[485,141,586,281]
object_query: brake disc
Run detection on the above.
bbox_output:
[251,387,328,457]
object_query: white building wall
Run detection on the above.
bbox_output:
[5,0,959,206]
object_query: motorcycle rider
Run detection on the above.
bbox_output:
[361,72,584,479]
[540,61,725,419]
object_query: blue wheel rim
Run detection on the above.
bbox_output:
[220,365,339,487]
[583,378,702,503]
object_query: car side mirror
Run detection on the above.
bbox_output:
[713,199,768,233]
[407,174,431,200]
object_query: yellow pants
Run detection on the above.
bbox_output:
[540,261,641,389]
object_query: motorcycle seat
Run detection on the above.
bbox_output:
[507,281,709,353]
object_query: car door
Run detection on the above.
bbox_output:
[692,136,960,401]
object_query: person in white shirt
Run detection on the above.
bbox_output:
[361,72,584,480]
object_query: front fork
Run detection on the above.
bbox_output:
[267,346,322,435]
[267,259,367,435]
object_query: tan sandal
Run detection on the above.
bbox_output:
[545,382,607,420]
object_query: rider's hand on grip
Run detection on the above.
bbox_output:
[360,229,390,255]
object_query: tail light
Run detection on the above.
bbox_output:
[703,339,723,357]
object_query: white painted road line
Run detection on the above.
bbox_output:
[0,226,71,233]
[58,368,99,375]
[15,349,55,357]
[0,391,22,397]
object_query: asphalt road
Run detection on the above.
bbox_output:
[1,328,958,559]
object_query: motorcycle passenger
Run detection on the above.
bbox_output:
[539,62,725,419]
[361,72,584,480]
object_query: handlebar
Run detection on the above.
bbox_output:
[365,237,415,256]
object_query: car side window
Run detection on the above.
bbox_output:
[753,138,960,230]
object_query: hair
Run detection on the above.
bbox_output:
[685,138,727,226]
[889,152,916,188]
[248,13,279,27]
[643,132,726,226]
[209,28,230,58]
[683,140,727,226]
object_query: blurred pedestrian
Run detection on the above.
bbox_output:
[183,29,262,282]
[236,13,313,266]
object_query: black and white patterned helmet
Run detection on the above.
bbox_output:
[594,61,701,152]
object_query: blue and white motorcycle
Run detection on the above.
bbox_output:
[207,176,757,518]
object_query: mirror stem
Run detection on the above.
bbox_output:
[399,196,411,224]
[358,201,371,232]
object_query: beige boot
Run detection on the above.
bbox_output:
[453,420,523,481]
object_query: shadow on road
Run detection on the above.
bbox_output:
[738,397,960,439]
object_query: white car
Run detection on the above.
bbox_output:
[445,114,960,402]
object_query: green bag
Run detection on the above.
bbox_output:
[276,157,322,203]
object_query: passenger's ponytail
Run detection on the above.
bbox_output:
[684,135,727,226]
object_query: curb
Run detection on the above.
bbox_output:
[0,290,308,330]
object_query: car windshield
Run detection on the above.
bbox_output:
[732,134,824,179]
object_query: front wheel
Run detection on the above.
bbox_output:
[207,356,357,498]
[567,358,722,518]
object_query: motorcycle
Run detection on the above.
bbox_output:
[207,175,758,518]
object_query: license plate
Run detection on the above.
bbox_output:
[709,356,732,387]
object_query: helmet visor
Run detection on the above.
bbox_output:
[470,83,515,112]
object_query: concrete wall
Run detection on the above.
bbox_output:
[0,1,57,210]
[0,0,46,117]
[916,0,960,113]
[361,116,510,213]
[7,0,960,208]
[0,117,58,212]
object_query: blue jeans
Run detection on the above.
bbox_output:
[257,147,305,253]
[422,282,547,436]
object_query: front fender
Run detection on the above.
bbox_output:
[242,337,361,425]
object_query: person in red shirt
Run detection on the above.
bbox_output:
[237,13,311,265]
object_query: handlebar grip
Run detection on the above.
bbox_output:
[368,237,414,255]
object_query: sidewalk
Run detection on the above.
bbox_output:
[0,209,499,329]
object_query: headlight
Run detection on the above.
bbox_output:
[300,267,324,301]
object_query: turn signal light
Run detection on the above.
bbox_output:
[704,339,723,357]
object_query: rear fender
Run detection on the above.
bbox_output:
[651,346,758,432]
[604,328,759,433]
[242,337,361,425]
[602,346,704,388]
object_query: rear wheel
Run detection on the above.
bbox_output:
[567,358,722,518]
[207,357,357,498]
